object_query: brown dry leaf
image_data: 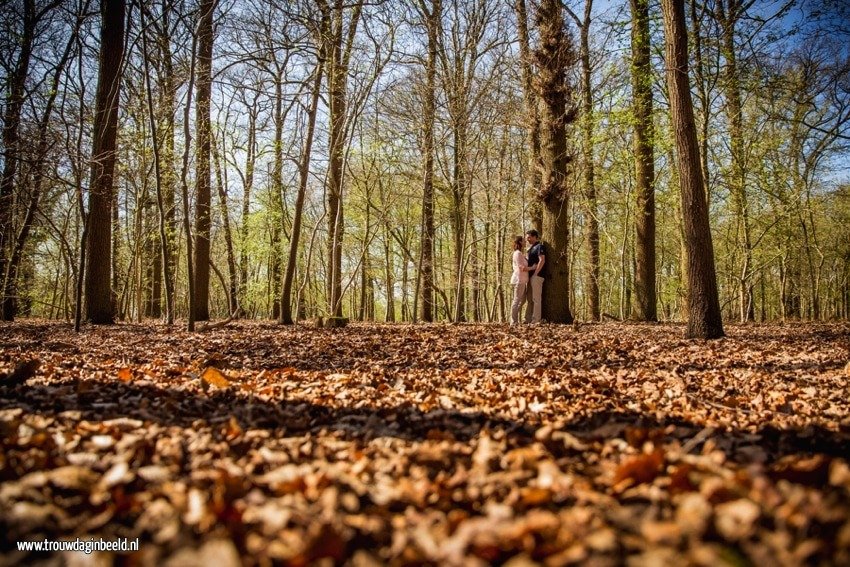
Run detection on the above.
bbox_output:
[641,520,682,545]
[117,367,133,382]
[2,359,40,386]
[223,415,242,440]
[612,449,664,490]
[768,454,832,486]
[200,366,232,388]
[675,493,712,536]
[520,487,553,506]
[715,498,761,540]
[47,465,99,491]
[1,321,849,565]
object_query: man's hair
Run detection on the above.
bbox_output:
[525,229,539,238]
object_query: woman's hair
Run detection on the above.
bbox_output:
[513,235,524,250]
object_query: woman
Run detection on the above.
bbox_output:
[510,235,529,325]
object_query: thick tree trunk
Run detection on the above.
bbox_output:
[534,0,575,324]
[192,0,214,322]
[84,0,125,324]
[631,0,657,322]
[661,0,724,339]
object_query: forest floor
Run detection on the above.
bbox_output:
[1,320,849,566]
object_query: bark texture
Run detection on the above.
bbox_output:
[84,0,126,324]
[632,0,657,321]
[661,0,724,338]
[534,0,576,324]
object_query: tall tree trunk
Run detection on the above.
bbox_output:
[514,0,543,234]
[158,0,177,324]
[567,1,600,321]
[281,60,324,324]
[212,133,239,315]
[112,178,121,319]
[192,0,214,322]
[140,2,174,323]
[534,0,575,324]
[580,8,600,322]
[689,0,711,199]
[270,74,285,319]
[661,0,724,339]
[417,0,440,323]
[180,17,199,330]
[716,0,754,322]
[358,190,371,321]
[468,190,481,322]
[323,0,362,318]
[450,119,469,323]
[631,0,657,321]
[239,94,258,311]
[0,0,36,321]
[85,0,125,324]
[383,219,395,322]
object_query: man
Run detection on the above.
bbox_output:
[524,229,546,324]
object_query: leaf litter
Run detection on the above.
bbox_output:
[0,320,849,565]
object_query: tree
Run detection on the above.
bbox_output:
[153,0,180,323]
[631,0,657,321]
[661,0,724,338]
[533,0,576,324]
[0,0,37,321]
[192,0,215,322]
[513,0,542,234]
[83,0,125,324]
[2,1,78,321]
[318,0,363,318]
[415,0,440,323]
[139,0,176,324]
[1,0,64,320]
[281,56,325,324]
[565,0,601,322]
[715,0,755,322]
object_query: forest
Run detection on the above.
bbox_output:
[2,0,850,564]
[0,0,847,330]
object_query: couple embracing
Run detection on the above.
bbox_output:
[510,229,546,325]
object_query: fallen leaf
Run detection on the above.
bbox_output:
[2,359,40,386]
[715,499,760,540]
[768,454,832,486]
[613,449,664,489]
[201,366,232,388]
[48,466,98,491]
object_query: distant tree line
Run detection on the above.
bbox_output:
[0,0,848,337]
